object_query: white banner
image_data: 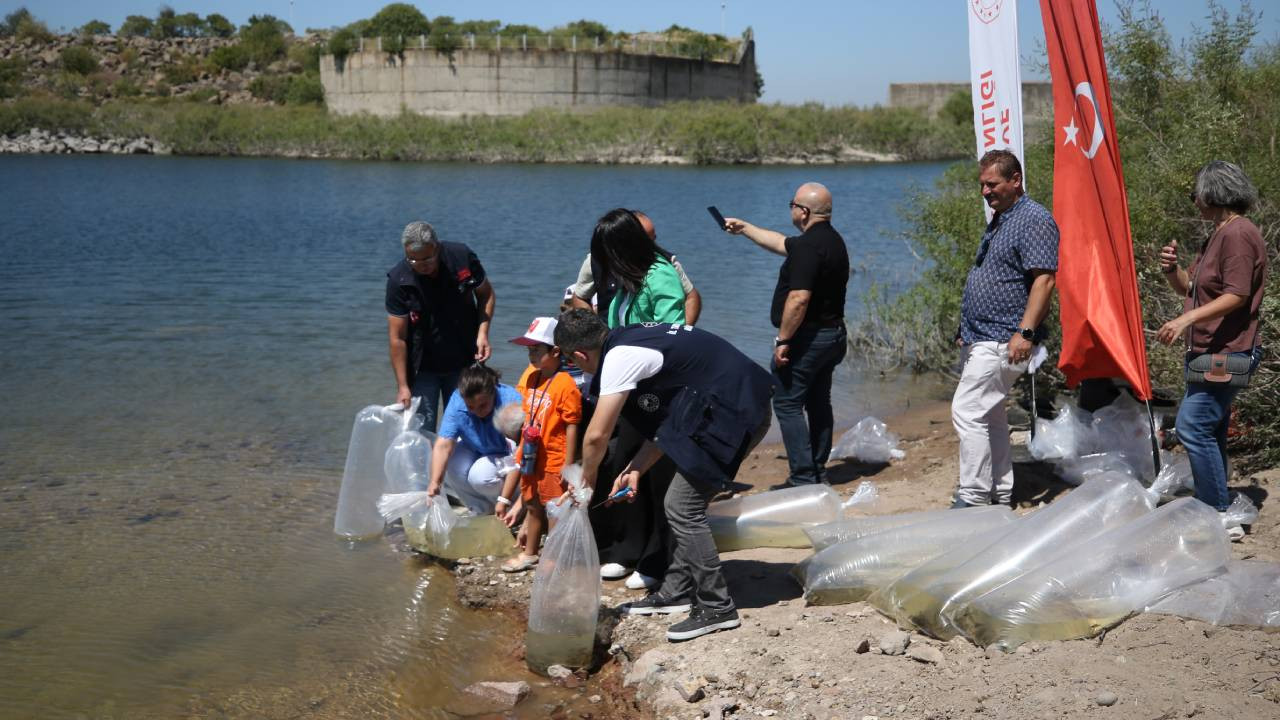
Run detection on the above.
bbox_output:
[968,0,1025,216]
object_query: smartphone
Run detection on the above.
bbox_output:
[706,206,727,230]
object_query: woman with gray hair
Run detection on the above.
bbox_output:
[1156,160,1266,541]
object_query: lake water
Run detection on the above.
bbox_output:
[0,155,951,718]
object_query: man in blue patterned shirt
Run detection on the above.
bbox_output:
[952,149,1059,507]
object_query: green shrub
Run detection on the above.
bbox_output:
[289,43,322,73]
[185,87,219,103]
[60,46,99,76]
[940,89,972,126]
[286,74,324,105]
[118,15,153,37]
[0,57,26,98]
[327,27,356,64]
[209,44,249,71]
[1,7,32,36]
[205,13,234,38]
[14,14,53,42]
[368,3,431,41]
[0,96,94,135]
[151,81,171,97]
[248,75,290,104]
[78,19,111,36]
[240,15,287,66]
[113,77,142,97]
[162,59,199,85]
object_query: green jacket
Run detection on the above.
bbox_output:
[607,255,687,328]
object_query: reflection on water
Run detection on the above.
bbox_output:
[0,155,950,717]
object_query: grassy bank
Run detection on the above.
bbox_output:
[0,96,969,164]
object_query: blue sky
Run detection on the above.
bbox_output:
[7,1,1277,105]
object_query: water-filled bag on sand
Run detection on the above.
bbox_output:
[952,497,1229,650]
[526,465,600,674]
[832,417,906,463]
[871,473,1154,639]
[1146,559,1280,628]
[709,481,878,551]
[804,504,1010,552]
[797,506,1015,605]
[335,401,421,539]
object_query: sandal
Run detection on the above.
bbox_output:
[501,554,539,573]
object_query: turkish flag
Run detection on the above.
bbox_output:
[1040,0,1152,400]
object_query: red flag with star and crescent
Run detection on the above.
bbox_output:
[1039,0,1152,400]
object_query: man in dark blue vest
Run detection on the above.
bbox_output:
[386,221,496,431]
[555,309,771,642]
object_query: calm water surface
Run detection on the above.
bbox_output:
[0,155,950,718]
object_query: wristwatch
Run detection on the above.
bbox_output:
[774,337,791,347]
[1018,327,1035,341]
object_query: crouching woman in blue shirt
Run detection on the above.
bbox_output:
[426,364,523,514]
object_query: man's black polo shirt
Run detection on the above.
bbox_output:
[770,221,850,328]
[385,241,487,377]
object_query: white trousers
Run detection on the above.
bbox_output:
[951,341,1029,505]
[444,444,509,515]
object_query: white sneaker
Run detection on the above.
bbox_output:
[1226,525,1245,542]
[600,562,628,579]
[625,571,658,590]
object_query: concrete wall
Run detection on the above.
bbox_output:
[321,42,757,117]
[889,82,1054,120]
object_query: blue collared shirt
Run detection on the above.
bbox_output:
[959,195,1059,344]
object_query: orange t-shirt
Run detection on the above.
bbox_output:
[514,365,582,490]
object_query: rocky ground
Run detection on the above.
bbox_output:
[0,127,168,154]
[434,399,1279,719]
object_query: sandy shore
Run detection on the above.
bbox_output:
[442,399,1280,719]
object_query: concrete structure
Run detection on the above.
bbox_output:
[321,41,757,117]
[889,82,1053,120]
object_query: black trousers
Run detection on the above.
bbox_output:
[587,418,675,578]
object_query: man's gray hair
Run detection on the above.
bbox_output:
[401,221,439,252]
[1194,161,1258,214]
[495,403,525,440]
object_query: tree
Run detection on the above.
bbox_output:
[118,15,154,38]
[78,19,111,36]
[204,13,234,38]
[153,6,178,39]
[173,12,205,37]
[368,3,431,54]
[60,46,98,75]
[1,7,31,36]
[561,20,609,42]
[240,15,287,66]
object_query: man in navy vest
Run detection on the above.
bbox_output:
[386,221,496,431]
[555,309,771,642]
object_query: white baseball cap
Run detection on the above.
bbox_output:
[509,316,558,347]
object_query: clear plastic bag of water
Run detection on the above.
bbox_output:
[804,504,1011,552]
[871,473,1155,639]
[526,465,600,674]
[1146,560,1280,628]
[384,404,434,494]
[334,401,422,539]
[1028,404,1095,461]
[952,497,1229,650]
[709,481,878,551]
[797,505,1015,605]
[832,417,906,463]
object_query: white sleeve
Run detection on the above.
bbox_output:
[598,345,665,395]
[572,254,595,300]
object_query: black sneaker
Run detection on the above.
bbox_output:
[666,607,741,641]
[621,592,692,616]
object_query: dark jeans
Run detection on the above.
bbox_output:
[658,415,771,614]
[1177,350,1257,511]
[411,369,461,433]
[772,325,847,485]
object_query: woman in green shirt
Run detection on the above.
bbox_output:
[590,209,686,328]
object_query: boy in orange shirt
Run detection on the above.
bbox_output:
[497,316,582,572]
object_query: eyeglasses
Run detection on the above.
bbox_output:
[789,201,811,213]
[406,253,439,266]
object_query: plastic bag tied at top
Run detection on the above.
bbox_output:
[335,400,423,539]
[952,497,1229,650]
[526,464,600,674]
[832,417,906,463]
[709,481,878,551]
